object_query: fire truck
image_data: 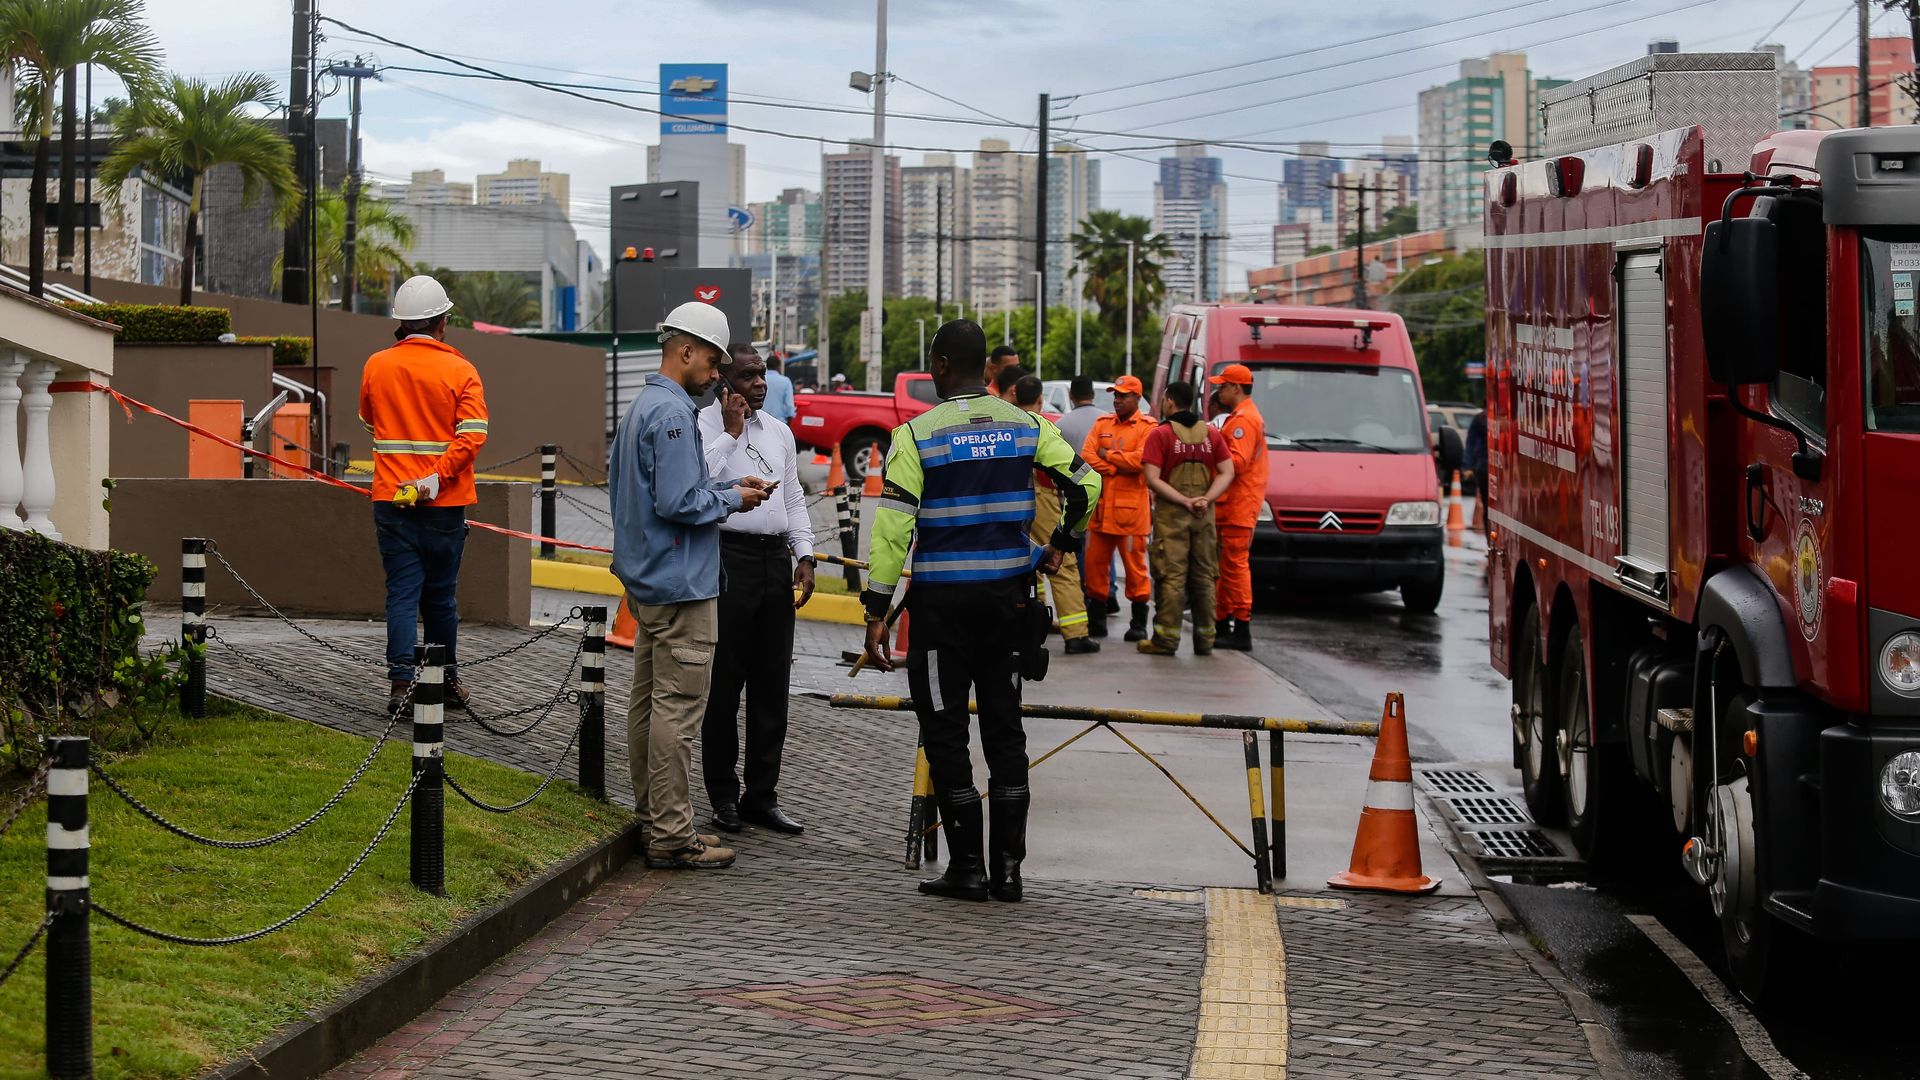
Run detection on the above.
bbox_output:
[1486,52,1920,1001]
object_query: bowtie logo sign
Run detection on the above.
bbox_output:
[695,286,722,303]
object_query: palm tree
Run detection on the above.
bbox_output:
[97,73,300,305]
[1071,209,1175,343]
[447,271,539,327]
[273,188,416,310]
[0,0,161,296]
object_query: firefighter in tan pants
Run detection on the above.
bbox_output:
[1016,376,1097,654]
[1138,380,1236,655]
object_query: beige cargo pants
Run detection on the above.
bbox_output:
[626,596,716,854]
[1149,500,1218,649]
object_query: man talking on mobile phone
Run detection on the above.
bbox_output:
[696,343,816,836]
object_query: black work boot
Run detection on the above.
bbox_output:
[1216,618,1234,644]
[1227,617,1253,651]
[1086,603,1109,638]
[1124,601,1150,642]
[987,783,1030,902]
[919,791,991,901]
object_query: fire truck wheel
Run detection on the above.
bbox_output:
[843,432,888,484]
[1513,605,1564,825]
[1716,694,1804,1004]
[1400,570,1444,614]
[1556,622,1621,859]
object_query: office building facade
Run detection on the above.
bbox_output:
[1416,52,1565,232]
[822,141,902,298]
[901,155,971,307]
[1154,142,1228,304]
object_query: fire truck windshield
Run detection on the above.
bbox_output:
[1863,229,1920,433]
[1243,364,1428,453]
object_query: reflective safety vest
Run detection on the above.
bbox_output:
[358,336,490,506]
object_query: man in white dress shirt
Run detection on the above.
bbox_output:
[698,343,818,836]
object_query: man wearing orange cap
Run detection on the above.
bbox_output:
[1208,363,1267,651]
[1080,375,1156,641]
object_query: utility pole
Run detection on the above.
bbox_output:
[1125,239,1135,376]
[1035,93,1049,334]
[1328,180,1396,309]
[327,59,377,315]
[934,183,944,322]
[1859,0,1874,128]
[282,0,314,305]
[1073,260,1084,375]
[865,0,888,392]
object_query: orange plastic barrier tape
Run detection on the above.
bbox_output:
[50,381,613,554]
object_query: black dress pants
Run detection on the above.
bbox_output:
[701,535,797,811]
[906,580,1028,796]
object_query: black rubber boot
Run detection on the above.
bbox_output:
[1086,603,1109,638]
[1216,618,1234,644]
[919,791,991,901]
[987,783,1030,902]
[1123,601,1150,642]
[1229,617,1253,651]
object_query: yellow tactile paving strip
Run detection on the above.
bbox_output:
[1190,888,1289,1079]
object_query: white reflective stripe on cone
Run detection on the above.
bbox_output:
[1363,779,1415,812]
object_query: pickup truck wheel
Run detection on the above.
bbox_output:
[843,432,888,485]
[1514,605,1564,825]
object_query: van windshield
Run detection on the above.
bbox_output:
[1232,363,1428,453]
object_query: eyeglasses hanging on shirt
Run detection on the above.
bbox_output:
[742,437,775,478]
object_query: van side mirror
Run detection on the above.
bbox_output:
[1701,218,1781,386]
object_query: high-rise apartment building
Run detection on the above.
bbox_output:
[901,155,971,307]
[647,141,749,262]
[1044,143,1099,308]
[374,169,474,206]
[1811,37,1919,129]
[1762,44,1814,129]
[1280,141,1342,225]
[1329,164,1411,245]
[744,188,822,256]
[822,141,902,298]
[1367,135,1420,199]
[1154,142,1228,304]
[476,159,570,217]
[1416,52,1565,232]
[969,138,1035,310]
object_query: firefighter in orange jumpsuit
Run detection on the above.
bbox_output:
[1080,375,1157,641]
[1209,363,1266,651]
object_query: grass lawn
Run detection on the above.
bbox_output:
[0,703,631,1079]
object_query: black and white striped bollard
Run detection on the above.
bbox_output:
[538,445,558,559]
[577,606,607,800]
[181,538,208,718]
[835,488,860,591]
[45,736,91,1080]
[411,644,446,896]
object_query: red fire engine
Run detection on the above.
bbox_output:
[1487,52,1920,1001]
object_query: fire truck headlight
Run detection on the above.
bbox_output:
[1879,631,1920,697]
[1388,501,1441,526]
[1880,751,1920,819]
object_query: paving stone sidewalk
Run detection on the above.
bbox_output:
[148,607,1604,1079]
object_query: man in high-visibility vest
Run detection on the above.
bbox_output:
[1014,375,1096,655]
[359,275,490,715]
[1080,375,1156,641]
[1209,363,1268,651]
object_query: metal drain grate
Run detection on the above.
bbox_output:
[1470,829,1563,860]
[1421,769,1498,795]
[1446,795,1533,826]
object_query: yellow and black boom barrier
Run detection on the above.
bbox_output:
[829,693,1381,893]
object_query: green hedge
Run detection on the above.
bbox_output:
[0,528,180,770]
[236,335,313,366]
[62,302,231,343]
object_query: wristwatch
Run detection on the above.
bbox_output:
[797,554,817,566]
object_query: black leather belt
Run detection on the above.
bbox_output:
[721,532,789,553]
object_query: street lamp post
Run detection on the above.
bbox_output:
[1073,262,1084,376]
[608,245,643,437]
[1125,240,1136,377]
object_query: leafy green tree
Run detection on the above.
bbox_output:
[446,271,539,328]
[1344,202,1419,248]
[273,187,416,310]
[1382,250,1485,403]
[98,73,299,305]
[1072,209,1175,348]
[0,0,161,295]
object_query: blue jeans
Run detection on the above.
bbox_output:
[373,503,468,682]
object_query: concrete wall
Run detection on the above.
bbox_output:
[43,271,606,481]
[108,343,276,478]
[114,479,532,626]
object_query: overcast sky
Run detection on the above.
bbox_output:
[116,0,1887,286]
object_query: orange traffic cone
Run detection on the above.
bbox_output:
[811,450,830,466]
[1445,476,1466,543]
[863,464,884,498]
[825,446,846,493]
[1329,693,1439,894]
[608,596,637,650]
[891,609,911,663]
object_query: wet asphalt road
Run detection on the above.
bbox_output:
[1239,538,1919,1080]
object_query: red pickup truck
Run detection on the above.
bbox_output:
[790,372,942,481]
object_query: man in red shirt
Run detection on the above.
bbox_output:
[1138,381,1236,655]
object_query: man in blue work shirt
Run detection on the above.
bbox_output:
[861,320,1101,904]
[763,352,797,424]
[609,301,772,871]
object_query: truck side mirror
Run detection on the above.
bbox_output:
[1701,218,1782,386]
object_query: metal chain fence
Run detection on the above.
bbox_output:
[445,705,586,814]
[0,911,53,989]
[207,543,387,668]
[0,756,50,844]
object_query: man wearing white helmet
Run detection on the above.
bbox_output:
[359,275,490,716]
[609,300,773,870]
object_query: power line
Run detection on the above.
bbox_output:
[1754,0,1810,47]
[1793,4,1856,61]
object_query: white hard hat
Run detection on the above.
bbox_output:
[831,373,846,383]
[392,275,454,321]
[660,301,730,356]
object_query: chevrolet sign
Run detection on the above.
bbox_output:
[669,75,718,95]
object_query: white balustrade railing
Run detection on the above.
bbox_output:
[0,352,26,532]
